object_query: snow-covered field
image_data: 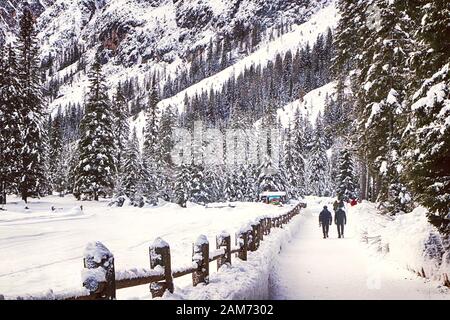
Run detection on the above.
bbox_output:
[1,195,448,300]
[0,195,292,299]
[270,197,449,299]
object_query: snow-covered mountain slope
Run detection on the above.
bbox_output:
[277,81,336,127]
[130,3,339,135]
[33,0,332,114]
[155,4,339,113]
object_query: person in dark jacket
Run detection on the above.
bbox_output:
[335,206,347,238]
[319,206,332,238]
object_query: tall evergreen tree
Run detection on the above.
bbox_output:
[403,0,450,230]
[142,74,160,202]
[73,59,116,200]
[122,128,143,203]
[16,6,48,202]
[336,149,357,201]
[155,106,176,201]
[307,114,330,196]
[48,110,64,195]
[0,45,23,204]
[112,83,130,175]
[174,164,191,207]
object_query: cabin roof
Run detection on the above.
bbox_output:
[259,191,287,197]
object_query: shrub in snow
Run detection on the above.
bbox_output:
[108,195,128,207]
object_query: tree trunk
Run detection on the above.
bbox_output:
[0,181,5,205]
[371,174,381,202]
[21,187,28,204]
[359,160,368,200]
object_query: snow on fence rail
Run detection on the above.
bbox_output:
[0,203,306,300]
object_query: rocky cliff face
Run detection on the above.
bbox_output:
[0,0,56,45]
[2,0,329,63]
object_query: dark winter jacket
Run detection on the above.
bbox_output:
[319,209,332,225]
[335,208,347,225]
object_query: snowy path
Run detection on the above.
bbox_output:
[270,198,449,300]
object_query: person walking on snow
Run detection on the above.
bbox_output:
[319,206,332,239]
[335,205,347,238]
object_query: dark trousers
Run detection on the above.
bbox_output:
[321,224,329,237]
[337,223,345,237]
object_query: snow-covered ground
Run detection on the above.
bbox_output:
[0,195,291,299]
[2,195,447,300]
[270,197,449,299]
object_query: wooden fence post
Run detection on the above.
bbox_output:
[216,231,231,270]
[237,231,248,261]
[258,219,264,241]
[255,221,261,249]
[249,223,258,251]
[149,238,174,298]
[267,217,272,234]
[193,235,209,286]
[82,241,116,300]
[444,273,450,288]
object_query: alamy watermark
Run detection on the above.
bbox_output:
[170,121,282,169]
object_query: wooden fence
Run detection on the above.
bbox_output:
[1,203,306,300]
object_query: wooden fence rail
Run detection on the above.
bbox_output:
[3,202,306,300]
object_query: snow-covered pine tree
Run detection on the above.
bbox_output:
[174,164,191,207]
[66,141,80,194]
[190,164,209,204]
[142,74,160,203]
[257,154,280,193]
[403,0,450,230]
[307,113,330,196]
[291,108,307,198]
[223,172,236,202]
[16,6,48,202]
[336,149,357,201]
[155,106,176,201]
[302,114,314,153]
[357,0,413,206]
[276,119,290,197]
[73,58,116,200]
[53,144,70,197]
[0,45,23,204]
[112,83,130,175]
[122,127,143,203]
[204,165,223,202]
[188,120,209,205]
[48,109,64,195]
